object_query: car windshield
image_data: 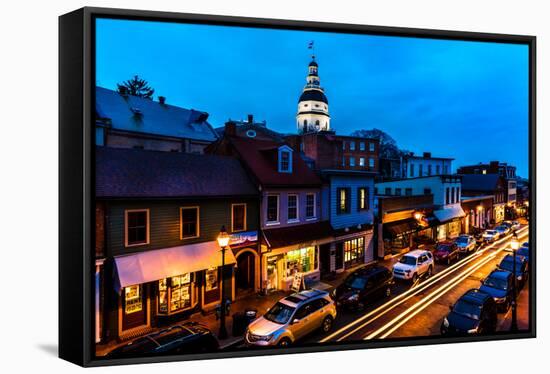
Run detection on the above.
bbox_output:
[437,245,452,252]
[399,256,417,265]
[264,302,296,324]
[485,230,496,235]
[484,276,508,290]
[344,275,368,290]
[500,259,521,273]
[456,237,468,244]
[453,300,481,320]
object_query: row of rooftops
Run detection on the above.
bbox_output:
[95,86,519,199]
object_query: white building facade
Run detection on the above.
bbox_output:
[402,152,454,178]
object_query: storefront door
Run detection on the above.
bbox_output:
[122,284,147,331]
[335,243,344,270]
[319,243,331,276]
[236,251,255,293]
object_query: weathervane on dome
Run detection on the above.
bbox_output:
[308,40,315,60]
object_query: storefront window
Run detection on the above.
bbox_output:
[158,274,192,314]
[124,285,143,314]
[448,221,461,238]
[285,247,317,277]
[344,237,365,266]
[205,267,219,292]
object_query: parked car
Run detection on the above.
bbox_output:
[495,225,511,237]
[433,242,460,265]
[479,270,514,312]
[504,220,521,231]
[106,322,219,358]
[333,265,394,310]
[482,229,500,242]
[392,250,434,283]
[498,254,528,289]
[245,289,337,347]
[440,289,498,336]
[455,235,477,254]
[517,244,529,262]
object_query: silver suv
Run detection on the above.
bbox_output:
[245,289,337,347]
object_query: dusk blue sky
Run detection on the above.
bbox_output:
[96,18,529,177]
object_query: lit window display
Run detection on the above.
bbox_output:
[124,285,142,314]
[158,273,192,314]
[344,237,364,266]
[285,247,317,277]
[205,267,219,292]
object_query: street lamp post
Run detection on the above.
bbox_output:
[510,231,519,332]
[217,226,231,340]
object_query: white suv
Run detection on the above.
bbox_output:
[392,250,434,282]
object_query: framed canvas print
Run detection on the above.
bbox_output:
[59,7,536,367]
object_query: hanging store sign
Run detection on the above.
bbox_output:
[229,231,258,246]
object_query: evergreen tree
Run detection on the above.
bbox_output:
[117,75,155,99]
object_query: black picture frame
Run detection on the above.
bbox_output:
[59,6,536,367]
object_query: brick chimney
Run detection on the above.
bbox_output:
[225,121,237,136]
[158,96,166,105]
[247,114,254,124]
[423,152,432,158]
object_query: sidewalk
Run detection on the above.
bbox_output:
[95,290,291,356]
[497,283,530,331]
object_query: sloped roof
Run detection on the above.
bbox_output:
[214,123,285,142]
[228,137,322,187]
[460,174,502,192]
[95,87,218,142]
[96,147,257,198]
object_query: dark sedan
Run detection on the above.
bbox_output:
[433,242,460,265]
[479,270,513,312]
[441,289,497,336]
[106,322,219,358]
[333,265,393,311]
[498,254,528,289]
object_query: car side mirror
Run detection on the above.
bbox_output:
[292,319,300,325]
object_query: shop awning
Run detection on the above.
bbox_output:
[433,205,466,224]
[114,241,236,291]
[383,218,419,237]
[262,221,334,249]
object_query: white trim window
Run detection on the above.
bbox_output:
[278,145,293,173]
[359,141,365,151]
[369,142,375,152]
[287,194,299,223]
[306,193,316,219]
[180,207,200,239]
[125,209,150,247]
[369,157,375,168]
[359,157,365,167]
[266,195,279,225]
[350,157,356,167]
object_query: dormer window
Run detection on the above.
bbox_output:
[278,145,293,173]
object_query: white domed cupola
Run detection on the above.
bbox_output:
[297,53,330,133]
